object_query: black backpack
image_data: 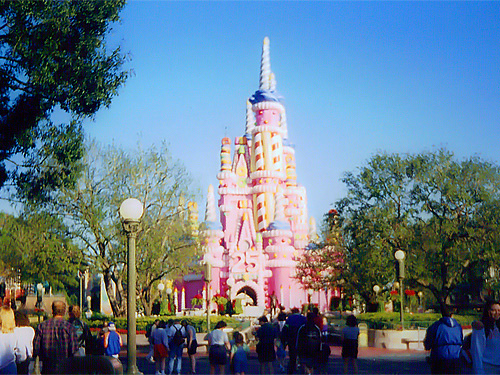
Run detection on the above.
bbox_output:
[172,326,185,346]
[298,322,322,357]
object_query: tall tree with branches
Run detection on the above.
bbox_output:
[32,141,200,316]
[0,0,128,203]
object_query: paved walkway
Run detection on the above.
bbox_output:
[118,334,430,374]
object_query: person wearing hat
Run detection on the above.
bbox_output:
[104,321,122,359]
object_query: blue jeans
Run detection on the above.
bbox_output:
[168,343,183,374]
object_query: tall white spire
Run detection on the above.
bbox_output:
[205,184,217,222]
[259,37,271,90]
[269,72,277,91]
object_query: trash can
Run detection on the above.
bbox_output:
[358,322,368,347]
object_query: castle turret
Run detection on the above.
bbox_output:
[201,185,224,292]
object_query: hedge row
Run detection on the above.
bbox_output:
[84,315,250,333]
[357,312,479,329]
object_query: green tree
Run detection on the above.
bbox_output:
[35,141,200,317]
[336,150,500,310]
[0,0,128,202]
[336,153,415,305]
[0,212,83,291]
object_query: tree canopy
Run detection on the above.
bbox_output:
[0,212,83,291]
[0,0,127,202]
[34,141,201,316]
[336,149,500,309]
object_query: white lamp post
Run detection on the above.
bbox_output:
[157,282,165,315]
[120,198,144,375]
[394,250,406,327]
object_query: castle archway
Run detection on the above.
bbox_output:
[236,286,257,306]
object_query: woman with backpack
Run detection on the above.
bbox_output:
[471,300,500,374]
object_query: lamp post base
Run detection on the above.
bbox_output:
[127,364,143,375]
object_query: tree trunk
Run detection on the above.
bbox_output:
[103,270,126,317]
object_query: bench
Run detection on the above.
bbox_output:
[401,338,421,350]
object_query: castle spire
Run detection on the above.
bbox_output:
[269,72,277,91]
[205,184,217,222]
[259,37,271,90]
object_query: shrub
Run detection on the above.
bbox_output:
[358,312,479,329]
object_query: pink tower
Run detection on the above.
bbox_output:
[184,38,314,313]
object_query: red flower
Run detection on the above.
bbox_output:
[194,294,203,299]
[390,290,398,295]
[405,290,416,296]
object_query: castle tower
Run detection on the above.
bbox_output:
[187,38,314,313]
[249,37,286,233]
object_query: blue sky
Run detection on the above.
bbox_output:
[80,1,500,224]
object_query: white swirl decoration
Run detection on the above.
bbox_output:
[259,37,271,90]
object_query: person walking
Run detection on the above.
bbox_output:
[207,321,231,375]
[147,319,160,363]
[103,322,122,359]
[471,300,500,374]
[68,305,92,356]
[33,300,78,374]
[14,311,35,375]
[152,321,169,375]
[230,332,249,375]
[167,319,185,375]
[275,312,287,373]
[424,306,463,374]
[0,306,18,375]
[341,314,360,375]
[255,315,277,374]
[182,320,198,374]
[282,308,306,374]
[296,312,322,375]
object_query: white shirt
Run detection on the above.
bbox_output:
[14,326,35,363]
[0,332,17,370]
[208,329,229,346]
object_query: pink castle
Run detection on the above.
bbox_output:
[182,38,328,315]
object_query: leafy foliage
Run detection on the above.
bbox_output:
[336,149,500,309]
[35,141,201,317]
[0,212,83,291]
[0,0,128,202]
[295,209,345,292]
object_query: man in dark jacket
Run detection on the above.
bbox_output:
[424,306,463,374]
[282,308,307,374]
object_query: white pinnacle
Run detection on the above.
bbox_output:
[205,184,217,222]
[269,72,276,91]
[259,37,271,90]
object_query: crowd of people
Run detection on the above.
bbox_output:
[144,307,340,375]
[4,298,500,375]
[0,300,121,375]
[202,307,338,375]
[423,300,500,375]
